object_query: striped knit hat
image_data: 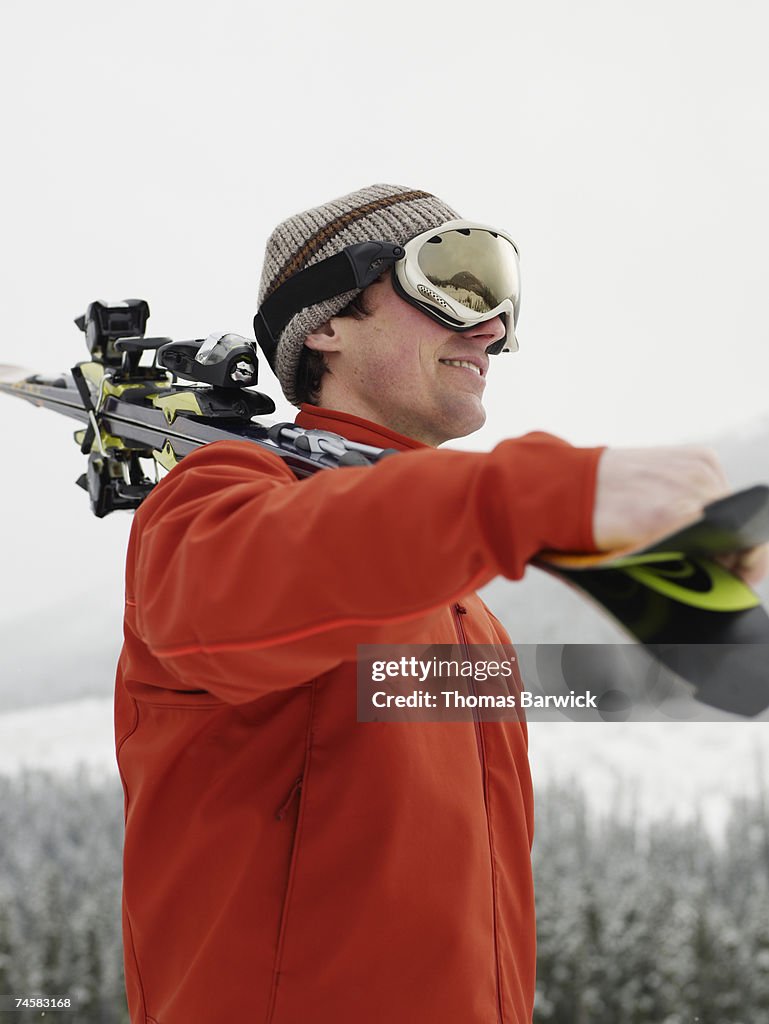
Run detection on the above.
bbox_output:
[257,183,460,406]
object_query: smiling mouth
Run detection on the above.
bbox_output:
[438,359,484,377]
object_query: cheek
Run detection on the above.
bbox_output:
[354,329,422,387]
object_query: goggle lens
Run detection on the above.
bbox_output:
[416,227,520,319]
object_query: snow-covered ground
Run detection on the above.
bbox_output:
[528,719,768,838]
[1,696,766,839]
[0,698,117,778]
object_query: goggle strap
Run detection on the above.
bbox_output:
[254,242,404,368]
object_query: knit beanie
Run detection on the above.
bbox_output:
[257,183,461,406]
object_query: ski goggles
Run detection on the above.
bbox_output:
[391,220,520,354]
[254,219,521,369]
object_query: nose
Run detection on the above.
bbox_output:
[464,315,506,347]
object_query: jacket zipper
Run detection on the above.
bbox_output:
[453,603,504,1024]
[267,773,306,1024]
[275,775,303,821]
[453,603,484,765]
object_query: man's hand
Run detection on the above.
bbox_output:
[713,545,769,587]
[593,446,769,585]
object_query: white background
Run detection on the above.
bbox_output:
[0,0,768,813]
[2,0,769,618]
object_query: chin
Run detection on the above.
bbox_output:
[441,403,486,442]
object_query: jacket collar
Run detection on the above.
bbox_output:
[294,405,427,453]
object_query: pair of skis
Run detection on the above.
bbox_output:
[536,486,769,716]
[2,299,768,716]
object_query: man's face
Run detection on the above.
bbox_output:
[305,274,506,446]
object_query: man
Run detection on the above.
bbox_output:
[115,184,767,1024]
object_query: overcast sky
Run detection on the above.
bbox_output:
[1,0,768,621]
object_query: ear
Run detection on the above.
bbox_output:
[305,318,343,354]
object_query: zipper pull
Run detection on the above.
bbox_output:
[456,604,467,615]
[276,776,303,820]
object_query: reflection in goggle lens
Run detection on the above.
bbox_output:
[416,228,519,316]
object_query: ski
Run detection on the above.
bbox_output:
[2,298,768,716]
[535,487,769,715]
[0,300,395,518]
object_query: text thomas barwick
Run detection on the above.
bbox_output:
[370,690,598,709]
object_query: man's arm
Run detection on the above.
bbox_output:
[127,434,602,703]
[127,435,767,704]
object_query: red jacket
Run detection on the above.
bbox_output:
[115,405,602,1024]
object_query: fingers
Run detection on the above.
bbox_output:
[592,445,733,552]
[715,544,769,587]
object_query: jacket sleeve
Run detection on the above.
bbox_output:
[126,434,603,703]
